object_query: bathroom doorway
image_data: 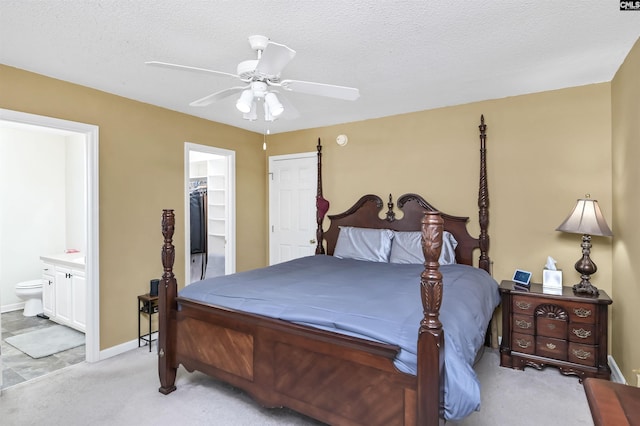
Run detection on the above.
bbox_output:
[0,109,99,390]
[184,143,236,284]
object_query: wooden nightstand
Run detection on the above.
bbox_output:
[499,280,612,381]
[138,293,159,352]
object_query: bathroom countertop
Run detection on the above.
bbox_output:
[40,253,86,269]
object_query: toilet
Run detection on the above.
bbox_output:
[15,279,44,317]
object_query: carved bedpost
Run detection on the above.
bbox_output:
[158,209,177,394]
[315,138,330,254]
[478,115,490,274]
[417,211,445,426]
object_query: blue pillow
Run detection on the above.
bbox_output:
[389,231,458,265]
[333,226,395,262]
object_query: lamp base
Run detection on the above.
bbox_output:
[572,280,599,296]
[572,234,600,297]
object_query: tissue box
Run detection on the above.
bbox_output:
[543,269,563,289]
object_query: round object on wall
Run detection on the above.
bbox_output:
[336,134,348,146]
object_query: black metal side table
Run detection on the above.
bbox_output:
[138,293,159,352]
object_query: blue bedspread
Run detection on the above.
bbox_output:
[179,255,500,420]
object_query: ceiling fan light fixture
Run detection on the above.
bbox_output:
[242,101,257,120]
[264,102,275,122]
[236,89,254,113]
[147,35,360,124]
[264,92,284,117]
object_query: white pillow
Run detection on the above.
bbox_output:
[388,230,458,265]
[333,226,395,262]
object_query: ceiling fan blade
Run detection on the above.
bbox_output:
[189,86,248,107]
[279,79,360,101]
[146,61,239,79]
[255,42,296,78]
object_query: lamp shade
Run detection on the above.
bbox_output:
[242,101,257,121]
[556,198,612,237]
[264,92,284,117]
[236,90,254,113]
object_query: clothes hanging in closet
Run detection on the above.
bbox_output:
[190,190,207,255]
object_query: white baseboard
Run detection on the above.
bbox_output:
[98,332,158,360]
[609,355,626,384]
[1,302,25,314]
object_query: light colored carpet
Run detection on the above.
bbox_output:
[0,347,594,425]
[451,349,593,425]
[4,325,85,359]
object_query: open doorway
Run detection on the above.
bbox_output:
[0,109,99,391]
[184,143,235,284]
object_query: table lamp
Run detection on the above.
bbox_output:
[555,195,612,296]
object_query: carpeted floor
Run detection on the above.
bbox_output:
[0,347,594,425]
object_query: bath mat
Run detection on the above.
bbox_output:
[5,325,84,359]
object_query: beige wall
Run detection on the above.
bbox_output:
[612,37,640,385]
[0,65,265,349]
[268,84,613,294]
[2,59,631,381]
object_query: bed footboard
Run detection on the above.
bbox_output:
[174,299,419,425]
[158,209,446,426]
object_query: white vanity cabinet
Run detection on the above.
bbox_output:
[40,254,86,333]
[42,263,55,318]
[71,269,86,331]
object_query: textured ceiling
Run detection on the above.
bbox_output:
[1,1,639,135]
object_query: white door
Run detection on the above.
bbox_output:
[269,153,318,265]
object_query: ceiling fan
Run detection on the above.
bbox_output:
[146,35,360,121]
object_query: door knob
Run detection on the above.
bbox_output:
[310,239,316,244]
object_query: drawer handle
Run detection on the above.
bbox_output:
[515,319,532,329]
[516,339,531,349]
[546,343,557,350]
[572,328,592,339]
[572,348,592,360]
[515,301,532,310]
[574,307,592,318]
[546,323,556,330]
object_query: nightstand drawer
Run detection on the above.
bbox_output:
[513,314,534,334]
[568,303,596,324]
[569,323,596,344]
[512,332,535,354]
[569,343,597,367]
[537,337,567,361]
[537,317,567,339]
[512,296,536,315]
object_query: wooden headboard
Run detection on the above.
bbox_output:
[318,115,490,273]
[323,193,481,267]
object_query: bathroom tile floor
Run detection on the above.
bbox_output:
[1,310,85,389]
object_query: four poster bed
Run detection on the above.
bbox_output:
[157,116,498,425]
